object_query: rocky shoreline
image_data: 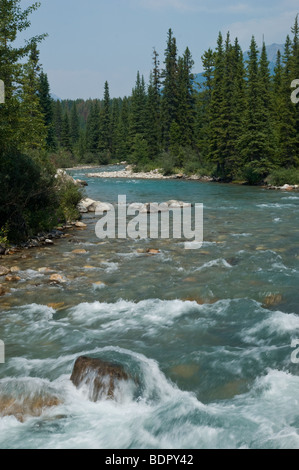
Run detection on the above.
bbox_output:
[85,166,299,190]
[86,165,215,182]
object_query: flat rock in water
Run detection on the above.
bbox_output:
[75,222,87,228]
[0,266,10,277]
[5,275,21,282]
[10,266,20,273]
[70,356,130,401]
[49,274,67,284]
[72,249,87,254]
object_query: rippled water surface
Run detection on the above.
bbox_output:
[0,167,299,449]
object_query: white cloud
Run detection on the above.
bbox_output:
[224,9,298,48]
[133,0,256,14]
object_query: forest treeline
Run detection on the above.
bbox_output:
[51,19,299,184]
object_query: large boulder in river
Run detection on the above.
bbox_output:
[70,356,130,401]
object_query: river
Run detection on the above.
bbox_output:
[0,166,299,449]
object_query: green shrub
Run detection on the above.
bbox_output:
[159,152,175,176]
[266,168,299,186]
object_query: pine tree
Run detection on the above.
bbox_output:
[54,100,63,147]
[61,111,72,152]
[195,48,214,158]
[38,71,56,149]
[145,49,161,159]
[115,97,130,161]
[70,102,80,147]
[237,37,275,181]
[128,71,147,157]
[277,35,298,166]
[291,14,299,77]
[109,98,120,159]
[18,43,47,152]
[86,101,100,156]
[0,0,46,153]
[98,81,111,153]
[176,47,195,151]
[208,32,226,175]
[161,29,178,150]
[228,38,246,175]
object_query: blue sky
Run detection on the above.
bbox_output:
[20,0,298,100]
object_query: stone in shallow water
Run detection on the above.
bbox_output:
[75,221,87,228]
[38,267,53,274]
[93,281,106,289]
[146,249,161,254]
[47,302,65,310]
[0,266,10,277]
[262,293,283,308]
[171,364,200,379]
[72,249,87,254]
[0,395,61,423]
[49,274,67,284]
[0,284,10,296]
[70,356,130,401]
[5,275,21,282]
[10,266,20,273]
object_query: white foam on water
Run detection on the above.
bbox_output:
[100,261,119,273]
[231,233,252,238]
[241,309,299,344]
[1,345,299,448]
[195,258,233,271]
[67,299,203,331]
[257,203,297,209]
[19,270,45,280]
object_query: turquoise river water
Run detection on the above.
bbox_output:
[0,166,299,449]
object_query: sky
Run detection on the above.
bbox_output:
[19,0,299,100]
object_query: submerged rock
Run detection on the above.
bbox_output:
[70,356,130,401]
[72,249,87,254]
[0,395,61,423]
[146,249,161,255]
[5,275,21,283]
[0,284,10,296]
[75,221,87,228]
[49,274,67,284]
[10,266,20,273]
[0,266,10,277]
[262,293,283,308]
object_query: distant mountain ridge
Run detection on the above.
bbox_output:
[194,43,284,86]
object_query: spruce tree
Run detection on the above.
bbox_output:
[0,0,46,153]
[86,101,100,157]
[128,71,147,157]
[98,81,111,153]
[195,48,214,158]
[18,43,47,152]
[277,35,298,167]
[38,71,56,149]
[54,100,63,147]
[70,102,80,147]
[61,111,72,152]
[176,47,195,151]
[237,37,275,181]
[208,32,226,175]
[161,29,178,150]
[145,49,161,159]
